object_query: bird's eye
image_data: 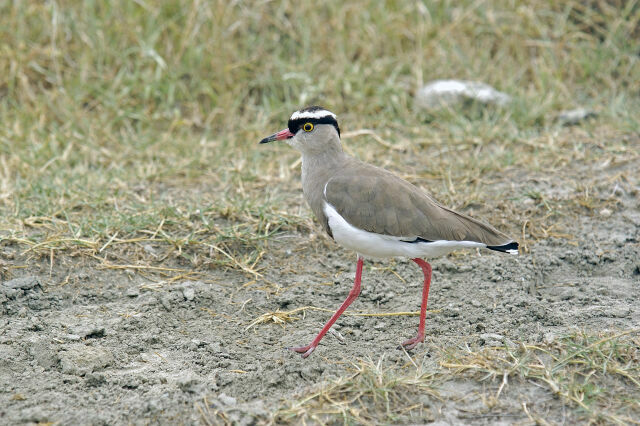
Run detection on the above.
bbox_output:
[303,122,314,132]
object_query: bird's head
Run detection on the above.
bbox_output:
[260,106,341,154]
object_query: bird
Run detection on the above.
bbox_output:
[260,106,518,358]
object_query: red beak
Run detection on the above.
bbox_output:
[259,128,294,144]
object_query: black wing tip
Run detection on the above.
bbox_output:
[487,241,519,255]
[403,237,434,244]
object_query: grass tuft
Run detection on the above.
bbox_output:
[275,356,440,424]
[272,330,640,424]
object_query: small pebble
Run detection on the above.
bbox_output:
[64,334,82,341]
[218,393,237,406]
[160,295,172,311]
[126,287,140,298]
[373,322,387,330]
[182,287,195,301]
[543,332,556,344]
[480,333,504,341]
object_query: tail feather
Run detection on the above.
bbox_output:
[487,241,519,255]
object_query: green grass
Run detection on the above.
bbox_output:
[1,0,640,422]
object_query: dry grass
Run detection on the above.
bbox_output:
[272,330,640,424]
[441,329,640,424]
[275,356,440,424]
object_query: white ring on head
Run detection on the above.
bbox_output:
[290,109,336,121]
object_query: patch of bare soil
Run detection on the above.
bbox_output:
[1,160,638,424]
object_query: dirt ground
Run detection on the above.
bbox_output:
[1,156,639,424]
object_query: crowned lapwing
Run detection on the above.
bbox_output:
[260,106,518,358]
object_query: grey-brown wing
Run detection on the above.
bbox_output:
[324,165,512,245]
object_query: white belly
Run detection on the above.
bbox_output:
[323,202,485,259]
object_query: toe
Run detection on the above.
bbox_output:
[301,347,315,358]
[400,335,424,351]
[289,344,316,357]
[401,341,418,351]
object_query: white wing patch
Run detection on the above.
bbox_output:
[290,109,336,121]
[323,202,486,259]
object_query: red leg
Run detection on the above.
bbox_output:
[289,257,364,358]
[401,258,432,350]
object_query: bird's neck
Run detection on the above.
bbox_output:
[301,150,348,194]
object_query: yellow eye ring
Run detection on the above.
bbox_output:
[303,122,314,132]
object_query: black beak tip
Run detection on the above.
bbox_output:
[260,135,278,144]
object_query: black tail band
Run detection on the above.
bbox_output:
[487,241,519,254]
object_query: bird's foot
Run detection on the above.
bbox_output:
[288,344,316,358]
[400,334,424,351]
